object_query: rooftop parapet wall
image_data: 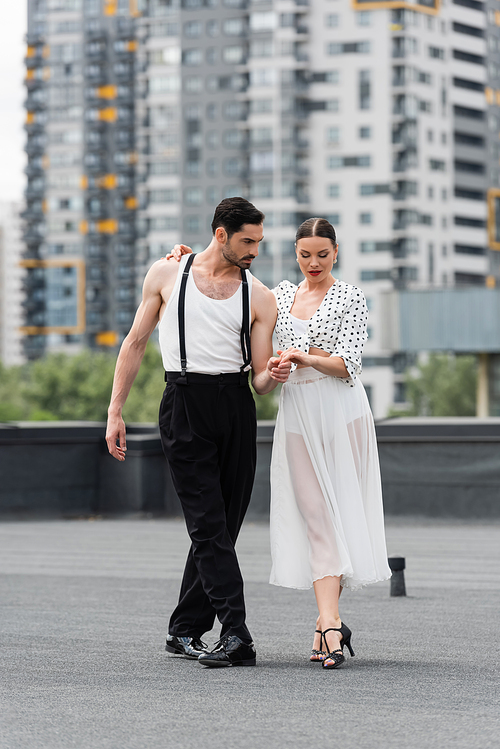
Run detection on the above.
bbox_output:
[0,419,499,519]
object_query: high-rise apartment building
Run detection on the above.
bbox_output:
[23,0,500,416]
[24,0,139,360]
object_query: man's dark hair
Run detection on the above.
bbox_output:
[211,197,265,239]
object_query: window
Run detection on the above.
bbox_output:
[328,41,370,55]
[223,45,245,64]
[183,49,202,66]
[453,77,484,92]
[250,99,273,114]
[356,11,372,26]
[184,76,202,93]
[250,11,278,32]
[250,180,273,198]
[185,215,200,232]
[359,126,371,139]
[250,152,273,173]
[326,14,339,27]
[360,212,372,224]
[327,155,371,168]
[223,18,245,35]
[184,21,202,37]
[184,187,202,206]
[454,187,485,201]
[360,270,392,281]
[149,189,178,203]
[149,161,178,175]
[359,184,391,195]
[454,216,486,228]
[328,184,341,198]
[429,159,445,171]
[206,159,218,177]
[149,75,180,93]
[454,160,485,174]
[250,39,273,57]
[223,101,247,120]
[206,48,219,64]
[326,126,340,144]
[428,46,445,60]
[360,241,392,253]
[250,69,275,87]
[250,127,272,145]
[454,272,486,285]
[452,21,484,38]
[454,243,485,255]
[359,69,371,110]
[454,131,485,147]
[206,186,220,204]
[453,105,485,120]
[453,49,485,65]
[206,20,218,37]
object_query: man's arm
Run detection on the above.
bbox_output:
[251,281,290,395]
[105,261,172,460]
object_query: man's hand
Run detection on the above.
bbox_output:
[165,244,193,262]
[106,412,127,461]
[267,350,292,383]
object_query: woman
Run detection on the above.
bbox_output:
[270,217,391,669]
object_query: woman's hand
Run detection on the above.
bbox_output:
[278,347,314,368]
[165,244,193,261]
[267,352,292,382]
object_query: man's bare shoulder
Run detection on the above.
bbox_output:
[144,257,180,291]
[251,275,277,318]
[252,276,275,303]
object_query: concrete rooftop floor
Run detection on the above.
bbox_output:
[1,517,499,749]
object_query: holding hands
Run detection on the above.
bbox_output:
[267,351,292,383]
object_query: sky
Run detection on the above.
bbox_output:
[0,4,28,202]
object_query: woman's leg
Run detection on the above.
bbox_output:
[313,575,343,661]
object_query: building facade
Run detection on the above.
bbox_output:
[0,202,25,367]
[22,0,500,417]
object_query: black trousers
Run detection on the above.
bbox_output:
[159,374,257,644]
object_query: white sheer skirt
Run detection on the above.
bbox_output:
[270,367,392,591]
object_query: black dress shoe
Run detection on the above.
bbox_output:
[198,635,256,668]
[165,635,209,660]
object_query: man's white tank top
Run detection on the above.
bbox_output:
[158,254,253,375]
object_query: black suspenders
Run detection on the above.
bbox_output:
[176,253,195,384]
[239,267,252,379]
[170,255,252,385]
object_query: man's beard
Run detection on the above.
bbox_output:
[221,242,253,269]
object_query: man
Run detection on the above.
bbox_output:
[106,197,289,668]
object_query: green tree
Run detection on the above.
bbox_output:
[0,343,281,423]
[0,361,29,421]
[252,385,280,421]
[392,353,477,417]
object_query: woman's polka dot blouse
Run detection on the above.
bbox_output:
[273,280,368,387]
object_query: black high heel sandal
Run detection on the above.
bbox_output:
[310,629,325,662]
[322,623,355,670]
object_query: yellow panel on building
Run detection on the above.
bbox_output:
[487,188,500,251]
[98,174,117,189]
[97,85,117,99]
[351,0,440,14]
[104,0,118,16]
[125,196,138,209]
[96,331,119,347]
[98,107,118,123]
[96,219,118,234]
